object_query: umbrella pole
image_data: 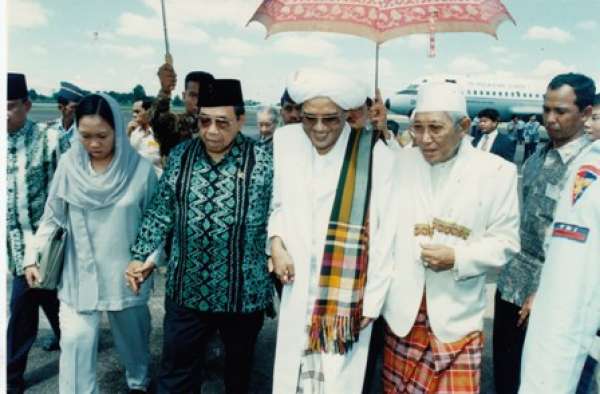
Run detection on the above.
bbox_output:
[374,42,380,91]
[161,0,172,64]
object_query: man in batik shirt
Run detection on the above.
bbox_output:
[127,79,273,394]
[6,73,63,393]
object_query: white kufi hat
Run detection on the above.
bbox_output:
[414,82,467,115]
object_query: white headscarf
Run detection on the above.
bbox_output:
[53,93,141,210]
[286,67,368,110]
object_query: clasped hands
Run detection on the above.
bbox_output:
[269,236,295,284]
[125,260,156,295]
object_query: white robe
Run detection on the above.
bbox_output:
[383,138,520,343]
[269,124,395,393]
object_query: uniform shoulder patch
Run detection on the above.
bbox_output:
[572,164,600,205]
[552,222,589,243]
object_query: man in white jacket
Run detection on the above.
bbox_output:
[382,82,520,393]
[268,68,395,393]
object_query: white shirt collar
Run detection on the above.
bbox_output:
[554,134,591,163]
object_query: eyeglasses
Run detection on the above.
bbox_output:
[282,104,302,113]
[199,115,233,130]
[301,113,343,128]
[410,124,448,140]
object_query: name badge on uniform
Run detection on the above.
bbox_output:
[552,222,589,243]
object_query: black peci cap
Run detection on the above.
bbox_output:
[8,73,28,100]
[198,79,244,108]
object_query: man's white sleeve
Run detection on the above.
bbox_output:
[453,164,521,279]
[363,142,395,318]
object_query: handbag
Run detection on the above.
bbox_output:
[34,207,68,290]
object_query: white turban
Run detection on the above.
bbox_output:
[414,82,467,115]
[286,68,368,110]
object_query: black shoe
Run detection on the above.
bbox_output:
[41,336,60,351]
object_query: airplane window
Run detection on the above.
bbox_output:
[486,91,490,95]
[480,90,484,95]
[517,92,521,97]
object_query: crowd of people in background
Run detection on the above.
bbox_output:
[5,64,600,394]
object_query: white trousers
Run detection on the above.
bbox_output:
[58,302,151,394]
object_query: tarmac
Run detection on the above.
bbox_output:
[7,268,500,394]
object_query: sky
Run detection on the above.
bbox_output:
[5,0,600,104]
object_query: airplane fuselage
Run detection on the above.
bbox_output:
[387,76,545,122]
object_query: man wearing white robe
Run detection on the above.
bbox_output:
[268,68,395,394]
[382,82,520,393]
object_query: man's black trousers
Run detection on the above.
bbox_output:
[158,297,264,394]
[6,275,61,392]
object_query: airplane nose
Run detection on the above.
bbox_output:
[388,94,415,116]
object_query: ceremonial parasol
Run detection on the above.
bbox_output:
[248,0,515,88]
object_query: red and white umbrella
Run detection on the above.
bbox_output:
[248,0,515,87]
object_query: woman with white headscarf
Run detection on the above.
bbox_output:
[24,93,159,394]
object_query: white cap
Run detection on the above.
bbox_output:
[286,67,368,110]
[414,82,467,115]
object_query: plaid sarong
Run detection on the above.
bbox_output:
[383,298,483,394]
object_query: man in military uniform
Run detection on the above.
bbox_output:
[45,81,85,151]
[149,62,214,157]
[519,137,600,393]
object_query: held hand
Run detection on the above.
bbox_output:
[517,293,535,327]
[157,62,177,95]
[125,260,155,295]
[420,244,455,272]
[267,257,274,273]
[25,265,42,288]
[270,237,295,284]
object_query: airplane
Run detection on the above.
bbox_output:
[386,75,546,122]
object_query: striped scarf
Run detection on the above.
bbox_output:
[307,129,376,355]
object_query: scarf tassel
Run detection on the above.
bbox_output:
[307,312,362,355]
